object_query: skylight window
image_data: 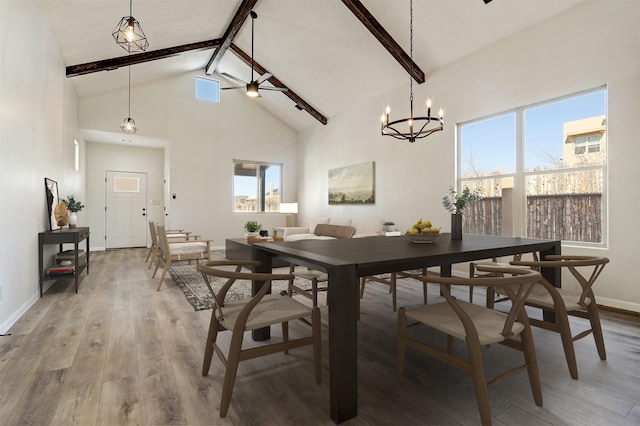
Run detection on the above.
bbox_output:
[196,76,220,103]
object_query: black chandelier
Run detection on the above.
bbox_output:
[380,0,443,143]
[112,0,149,53]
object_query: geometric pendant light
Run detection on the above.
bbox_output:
[120,57,138,134]
[112,0,149,53]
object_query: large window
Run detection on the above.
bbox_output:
[233,160,282,213]
[458,87,607,245]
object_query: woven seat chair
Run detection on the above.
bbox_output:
[469,252,539,304]
[288,265,328,308]
[152,224,210,290]
[491,255,610,379]
[198,260,321,417]
[398,265,543,425]
[360,268,440,312]
[146,220,198,267]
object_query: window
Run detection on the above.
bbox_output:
[572,134,601,155]
[458,87,607,245]
[195,76,220,103]
[233,160,282,213]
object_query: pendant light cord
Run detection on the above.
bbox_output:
[128,53,131,117]
[409,0,414,119]
[251,13,255,81]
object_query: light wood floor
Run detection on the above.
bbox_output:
[1,248,639,425]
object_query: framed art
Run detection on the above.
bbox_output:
[328,161,375,205]
[44,177,59,231]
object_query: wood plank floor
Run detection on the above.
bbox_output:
[1,248,639,425]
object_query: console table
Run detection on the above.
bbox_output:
[38,227,90,297]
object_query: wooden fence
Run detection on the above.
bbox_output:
[464,193,603,243]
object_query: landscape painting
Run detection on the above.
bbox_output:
[328,161,375,204]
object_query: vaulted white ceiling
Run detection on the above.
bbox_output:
[42,0,585,132]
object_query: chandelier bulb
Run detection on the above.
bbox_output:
[439,108,444,118]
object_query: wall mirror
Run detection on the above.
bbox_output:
[44,177,59,231]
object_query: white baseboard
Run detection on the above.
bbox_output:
[596,296,640,314]
[0,291,39,335]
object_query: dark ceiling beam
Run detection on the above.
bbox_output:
[205,0,258,75]
[341,0,425,84]
[66,39,223,77]
[229,44,327,125]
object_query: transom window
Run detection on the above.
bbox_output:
[233,160,282,213]
[196,76,220,103]
[458,87,607,246]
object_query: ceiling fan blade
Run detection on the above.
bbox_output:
[221,72,248,85]
[257,73,272,84]
[259,86,289,92]
[221,86,245,90]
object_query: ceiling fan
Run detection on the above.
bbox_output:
[221,11,288,98]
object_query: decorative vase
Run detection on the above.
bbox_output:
[68,212,78,229]
[384,225,395,232]
[451,214,463,240]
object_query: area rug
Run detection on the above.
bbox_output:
[168,255,317,311]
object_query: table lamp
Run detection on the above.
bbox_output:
[280,203,298,227]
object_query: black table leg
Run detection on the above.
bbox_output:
[252,246,272,341]
[327,265,358,423]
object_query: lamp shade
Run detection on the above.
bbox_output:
[280,203,298,214]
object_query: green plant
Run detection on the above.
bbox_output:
[62,195,85,212]
[244,220,261,233]
[383,221,395,226]
[442,186,482,215]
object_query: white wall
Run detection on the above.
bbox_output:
[85,143,165,250]
[0,1,81,332]
[298,0,640,312]
[79,70,299,249]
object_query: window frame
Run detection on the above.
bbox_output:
[456,86,607,248]
[195,75,220,104]
[232,159,283,214]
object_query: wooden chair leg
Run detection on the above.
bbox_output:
[421,268,430,302]
[203,314,222,376]
[312,307,322,384]
[312,279,319,307]
[156,260,170,291]
[359,277,366,299]
[446,335,454,354]
[486,287,495,309]
[220,331,244,417]
[467,343,492,425]
[520,325,543,406]
[391,273,397,312]
[397,308,407,383]
[283,321,289,354]
[152,258,160,277]
[148,247,158,269]
[557,311,579,379]
[587,303,607,360]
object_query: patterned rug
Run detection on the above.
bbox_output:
[168,252,316,311]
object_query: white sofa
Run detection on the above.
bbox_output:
[281,217,384,241]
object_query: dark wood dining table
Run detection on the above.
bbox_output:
[252,233,561,424]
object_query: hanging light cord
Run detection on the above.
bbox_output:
[409,0,414,121]
[127,54,132,117]
[251,13,255,81]
[129,0,133,17]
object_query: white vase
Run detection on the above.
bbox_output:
[68,211,78,228]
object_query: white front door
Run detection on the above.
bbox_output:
[106,171,147,248]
